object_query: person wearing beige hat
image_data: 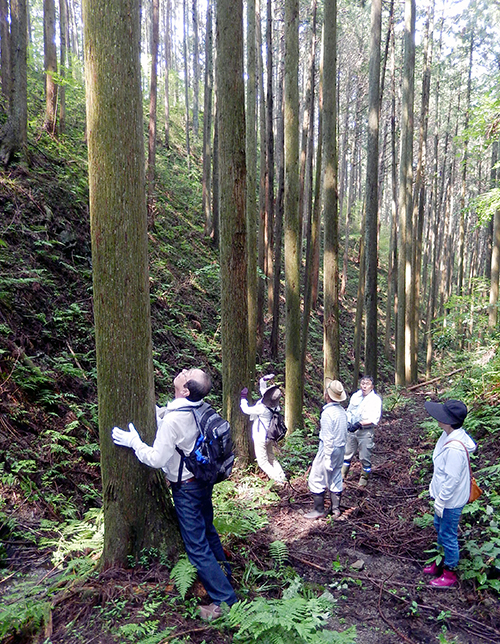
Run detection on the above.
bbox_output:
[304,379,348,519]
[240,374,287,484]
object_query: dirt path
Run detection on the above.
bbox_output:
[233,397,500,644]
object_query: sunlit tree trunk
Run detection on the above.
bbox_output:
[256,1,266,355]
[284,0,302,431]
[83,0,181,566]
[395,0,415,387]
[489,207,500,329]
[58,0,68,133]
[323,0,339,382]
[264,0,275,319]
[43,0,58,134]
[364,0,382,381]
[216,0,250,462]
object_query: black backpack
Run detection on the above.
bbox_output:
[175,403,234,485]
[265,407,287,442]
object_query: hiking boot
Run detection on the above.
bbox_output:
[341,464,350,480]
[199,603,222,620]
[429,569,457,588]
[304,493,326,520]
[358,472,369,488]
[423,561,441,576]
[330,491,341,518]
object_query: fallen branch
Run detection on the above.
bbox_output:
[406,368,466,391]
[377,573,418,644]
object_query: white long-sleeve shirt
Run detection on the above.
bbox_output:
[429,427,476,509]
[240,377,278,442]
[319,402,348,459]
[131,398,202,482]
[346,389,382,426]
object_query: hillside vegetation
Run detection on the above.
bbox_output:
[1,70,500,644]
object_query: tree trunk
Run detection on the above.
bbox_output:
[163,0,171,147]
[284,0,302,431]
[270,29,285,359]
[0,0,11,102]
[265,0,275,318]
[202,0,213,235]
[364,0,382,381]
[83,0,181,566]
[192,0,199,137]
[395,0,415,387]
[147,0,159,226]
[322,0,339,381]
[216,0,250,462]
[182,0,190,163]
[256,1,266,356]
[246,0,257,384]
[43,0,58,134]
[0,0,27,164]
[58,0,68,134]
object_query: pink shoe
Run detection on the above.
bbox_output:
[199,603,222,620]
[429,569,457,588]
[423,562,441,575]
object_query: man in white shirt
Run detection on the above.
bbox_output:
[342,375,382,487]
[112,368,237,620]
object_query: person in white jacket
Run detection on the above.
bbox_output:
[240,374,287,485]
[423,399,476,588]
[342,375,382,487]
[304,379,348,520]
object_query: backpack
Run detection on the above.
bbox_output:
[175,402,234,485]
[265,407,287,442]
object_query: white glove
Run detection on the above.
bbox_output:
[434,498,444,518]
[112,423,142,450]
[324,456,333,472]
[263,374,275,381]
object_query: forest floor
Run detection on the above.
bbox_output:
[3,391,500,644]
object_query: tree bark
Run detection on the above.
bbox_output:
[192,0,199,137]
[395,0,415,387]
[147,0,160,225]
[43,0,58,134]
[216,0,250,462]
[0,0,11,102]
[246,0,257,384]
[202,0,213,235]
[364,0,382,381]
[323,0,339,382]
[284,0,302,431]
[83,0,181,566]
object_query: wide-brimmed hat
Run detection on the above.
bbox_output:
[424,399,468,428]
[325,378,347,402]
[262,385,281,408]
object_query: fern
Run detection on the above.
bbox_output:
[227,595,357,644]
[269,540,289,574]
[170,554,197,599]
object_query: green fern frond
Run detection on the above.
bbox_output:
[269,540,289,572]
[228,595,356,644]
[170,555,197,599]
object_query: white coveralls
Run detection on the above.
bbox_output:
[344,389,382,475]
[308,402,348,494]
[240,377,286,483]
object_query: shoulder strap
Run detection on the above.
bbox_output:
[444,439,472,475]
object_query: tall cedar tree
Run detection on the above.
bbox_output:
[216,0,251,462]
[364,0,382,382]
[43,0,58,134]
[284,0,302,431]
[323,0,340,382]
[83,0,181,566]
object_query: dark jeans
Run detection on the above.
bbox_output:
[171,478,237,606]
